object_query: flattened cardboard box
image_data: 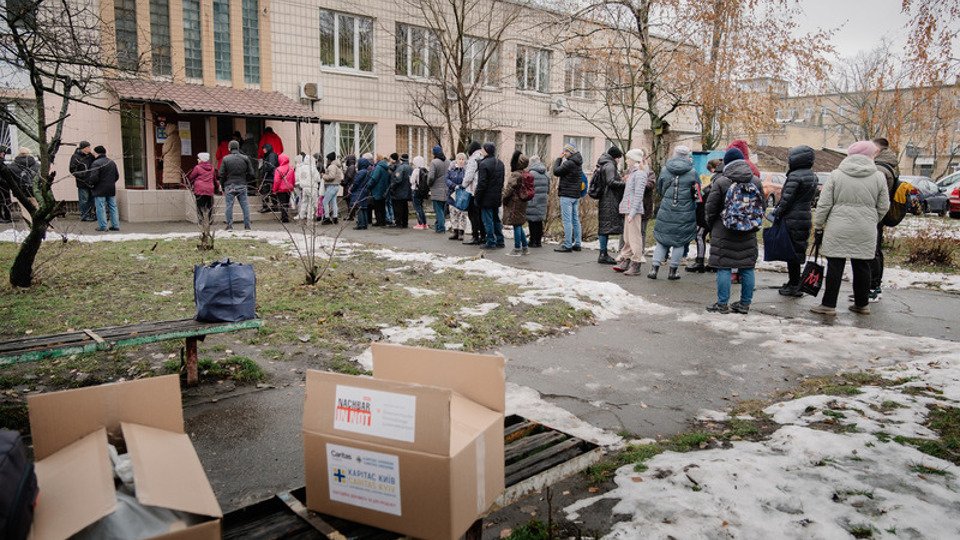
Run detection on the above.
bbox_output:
[303,343,505,540]
[27,375,222,540]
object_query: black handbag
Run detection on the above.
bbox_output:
[194,258,257,322]
[763,218,797,262]
[799,236,824,297]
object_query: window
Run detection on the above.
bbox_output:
[774,109,783,120]
[564,56,593,99]
[788,108,797,119]
[604,64,632,104]
[149,0,171,76]
[120,105,145,188]
[114,0,138,71]
[563,135,593,171]
[213,0,231,80]
[242,0,260,83]
[319,10,373,72]
[516,45,549,93]
[463,37,498,87]
[323,121,376,157]
[396,125,438,159]
[821,105,829,116]
[837,105,846,117]
[396,23,441,78]
[515,132,549,162]
[0,101,39,157]
[182,0,202,78]
[465,130,499,147]
[803,106,813,119]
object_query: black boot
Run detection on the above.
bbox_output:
[686,257,705,273]
[668,266,681,280]
[647,265,659,279]
[598,250,617,264]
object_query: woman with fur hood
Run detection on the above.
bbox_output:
[296,154,322,221]
[503,151,531,256]
[445,153,468,240]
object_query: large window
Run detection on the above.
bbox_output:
[0,101,39,158]
[120,105,145,188]
[396,23,440,79]
[213,0,231,80]
[516,46,549,93]
[564,56,593,99]
[319,10,373,72]
[324,121,376,158]
[396,125,434,159]
[149,0,171,76]
[515,132,549,162]
[463,37,498,87]
[465,130,499,148]
[563,135,593,171]
[182,0,202,78]
[242,0,260,83]
[114,0,138,71]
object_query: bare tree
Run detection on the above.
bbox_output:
[0,0,143,287]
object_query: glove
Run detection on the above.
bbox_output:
[814,228,824,245]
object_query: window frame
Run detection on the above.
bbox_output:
[515,132,549,163]
[462,37,499,88]
[114,0,138,71]
[564,55,593,99]
[213,0,231,81]
[149,0,172,76]
[323,121,376,158]
[182,0,203,79]
[319,9,374,74]
[516,45,550,93]
[563,135,593,172]
[396,23,441,79]
[241,0,260,84]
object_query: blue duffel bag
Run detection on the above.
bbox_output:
[194,258,257,322]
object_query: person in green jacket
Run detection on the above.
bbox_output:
[369,157,391,226]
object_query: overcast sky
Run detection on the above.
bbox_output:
[795,0,912,59]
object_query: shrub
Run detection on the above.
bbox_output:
[904,228,958,267]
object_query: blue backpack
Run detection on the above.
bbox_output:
[721,181,764,231]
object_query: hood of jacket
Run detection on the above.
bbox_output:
[788,145,815,171]
[723,160,755,183]
[303,155,317,170]
[328,158,341,169]
[376,159,389,171]
[358,158,371,170]
[278,154,290,168]
[529,160,546,174]
[195,161,213,172]
[262,143,273,155]
[839,154,879,178]
[597,153,616,169]
[727,140,751,161]
[514,154,530,171]
[412,156,425,168]
[345,154,357,167]
[664,157,693,176]
[874,148,899,173]
[14,154,37,168]
[566,152,583,168]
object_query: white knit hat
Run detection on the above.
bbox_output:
[625,149,645,162]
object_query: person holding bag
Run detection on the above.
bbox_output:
[445,153,468,240]
[771,145,818,296]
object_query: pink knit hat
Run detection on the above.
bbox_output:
[847,140,878,157]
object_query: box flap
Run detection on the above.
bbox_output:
[122,422,223,518]
[449,394,502,455]
[28,375,184,460]
[371,343,505,413]
[303,370,452,455]
[30,428,116,540]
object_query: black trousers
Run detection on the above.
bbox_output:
[0,187,11,221]
[822,257,871,308]
[195,194,214,225]
[868,225,884,290]
[467,198,485,240]
[528,221,543,247]
[373,199,387,225]
[276,192,290,221]
[392,199,409,228]
[787,258,803,286]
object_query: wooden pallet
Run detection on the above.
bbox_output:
[222,415,602,539]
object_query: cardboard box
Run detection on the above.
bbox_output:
[27,375,222,540]
[303,343,505,540]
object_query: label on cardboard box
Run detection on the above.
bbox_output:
[327,443,402,516]
[334,385,417,442]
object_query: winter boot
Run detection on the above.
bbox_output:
[449,229,460,240]
[613,259,631,272]
[668,266,681,280]
[623,261,643,276]
[647,265,659,279]
[685,257,706,273]
[598,250,617,264]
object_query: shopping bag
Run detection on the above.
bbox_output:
[194,258,257,322]
[454,188,472,211]
[799,238,824,297]
[762,219,797,262]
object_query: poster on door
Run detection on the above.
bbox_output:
[179,121,192,156]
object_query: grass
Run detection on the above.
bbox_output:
[507,519,551,540]
[893,405,960,465]
[163,356,266,384]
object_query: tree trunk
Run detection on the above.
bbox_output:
[700,0,726,150]
[9,216,49,287]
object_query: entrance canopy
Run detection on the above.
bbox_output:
[107,79,319,120]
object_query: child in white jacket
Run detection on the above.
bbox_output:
[295,154,322,220]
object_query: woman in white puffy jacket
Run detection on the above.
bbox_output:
[296,154,322,220]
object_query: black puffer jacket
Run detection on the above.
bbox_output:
[706,160,765,269]
[774,145,818,256]
[89,155,120,197]
[475,155,505,209]
[595,153,625,235]
[553,152,583,198]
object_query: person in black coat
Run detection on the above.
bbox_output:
[475,142,505,249]
[593,147,625,264]
[390,154,413,228]
[773,145,818,297]
[553,143,584,252]
[88,146,120,231]
[69,141,96,221]
[259,143,279,212]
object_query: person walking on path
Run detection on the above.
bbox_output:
[321,152,342,224]
[188,152,218,226]
[649,145,699,280]
[772,145,818,297]
[613,149,649,276]
[553,143,584,252]
[89,146,121,231]
[296,153,322,221]
[390,154,412,228]
[868,137,899,302]
[69,141,96,221]
[503,151,531,256]
[525,156,549,248]
[476,142,505,249]
[445,153,468,240]
[811,141,890,317]
[428,145,450,233]
[350,157,372,230]
[461,141,486,245]
[704,148,765,314]
[593,146,625,264]
[219,140,255,230]
[410,156,428,229]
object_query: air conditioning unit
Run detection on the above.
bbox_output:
[299,82,322,101]
[550,97,568,114]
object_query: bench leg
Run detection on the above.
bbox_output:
[185,337,199,387]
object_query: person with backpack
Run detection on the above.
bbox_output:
[503,151,533,256]
[410,155,429,229]
[811,140,890,317]
[428,145,451,233]
[613,149,649,276]
[649,146,700,280]
[272,154,295,223]
[525,156,550,248]
[703,148,765,314]
[461,141,487,245]
[591,146,626,264]
[868,137,901,302]
[772,145,818,297]
[445,153,468,240]
[553,143,584,252]
[8,148,39,202]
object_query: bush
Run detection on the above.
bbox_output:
[904,228,958,267]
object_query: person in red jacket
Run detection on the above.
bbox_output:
[272,154,294,222]
[258,127,283,159]
[188,152,219,225]
[726,139,760,177]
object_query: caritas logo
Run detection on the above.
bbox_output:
[335,396,373,426]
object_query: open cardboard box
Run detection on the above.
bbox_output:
[303,343,505,540]
[27,375,222,540]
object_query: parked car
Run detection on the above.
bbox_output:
[949,186,960,219]
[936,171,960,193]
[759,172,785,208]
[908,177,949,216]
[811,172,830,207]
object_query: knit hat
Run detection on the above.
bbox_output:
[94,145,106,155]
[625,148,645,162]
[847,140,878,157]
[78,141,91,150]
[432,145,443,157]
[723,148,744,164]
[562,143,577,155]
[482,142,496,156]
[607,146,623,159]
[390,153,399,161]
[228,140,240,151]
[197,152,210,162]
[673,145,691,159]
[467,141,482,155]
[326,152,336,161]
[401,153,409,161]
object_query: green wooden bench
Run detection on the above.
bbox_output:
[0,318,263,386]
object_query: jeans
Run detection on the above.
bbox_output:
[559,196,581,248]
[413,195,427,225]
[385,196,395,223]
[653,243,684,267]
[78,187,94,220]
[823,258,871,308]
[95,196,119,229]
[224,184,250,228]
[433,200,446,232]
[717,268,755,305]
[481,208,504,247]
[599,234,609,251]
[323,184,339,219]
[514,226,527,249]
